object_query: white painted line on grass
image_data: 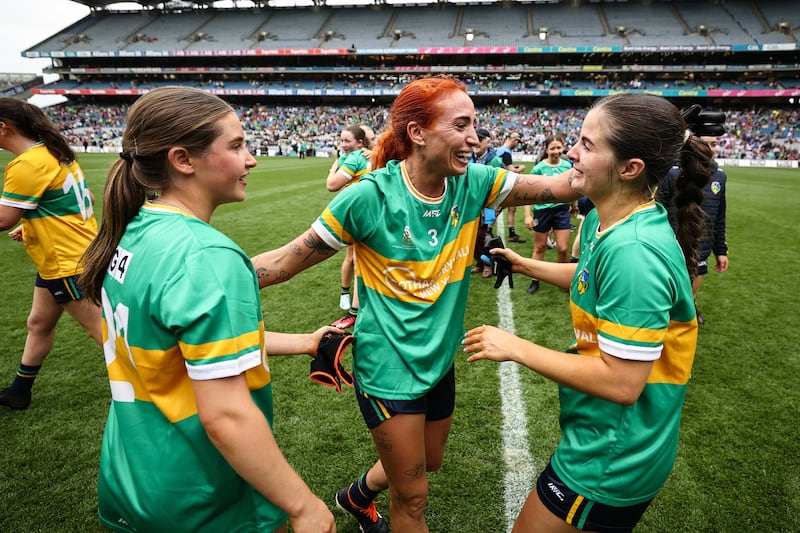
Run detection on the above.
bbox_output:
[493,218,536,532]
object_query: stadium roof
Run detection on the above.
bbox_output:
[69,0,582,9]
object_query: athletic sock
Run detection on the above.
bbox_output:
[348,472,379,508]
[341,286,350,295]
[349,307,358,317]
[508,226,516,236]
[9,364,41,394]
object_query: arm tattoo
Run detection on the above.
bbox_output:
[302,233,335,262]
[540,188,555,203]
[256,267,290,285]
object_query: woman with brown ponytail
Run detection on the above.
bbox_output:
[79,86,335,533]
[0,97,101,410]
[463,93,712,532]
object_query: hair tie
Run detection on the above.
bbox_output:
[683,129,691,145]
[119,152,133,164]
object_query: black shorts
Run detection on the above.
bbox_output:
[533,204,572,233]
[355,365,455,430]
[35,274,85,304]
[536,462,652,533]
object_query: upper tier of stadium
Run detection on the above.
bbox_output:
[24,0,800,54]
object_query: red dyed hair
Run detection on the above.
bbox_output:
[371,76,468,169]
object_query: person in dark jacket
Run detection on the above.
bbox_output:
[656,135,729,325]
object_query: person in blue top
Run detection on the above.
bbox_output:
[470,127,499,278]
[495,131,528,243]
[251,76,577,533]
[463,92,712,532]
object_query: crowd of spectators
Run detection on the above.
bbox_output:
[47,101,800,161]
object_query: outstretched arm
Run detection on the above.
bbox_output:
[251,228,338,289]
[463,325,653,405]
[501,169,579,208]
[264,325,342,357]
[489,246,577,290]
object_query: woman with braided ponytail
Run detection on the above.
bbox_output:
[0,97,101,410]
[464,93,711,532]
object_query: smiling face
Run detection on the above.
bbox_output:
[339,129,362,154]
[566,107,617,201]
[418,90,479,177]
[191,111,257,207]
[545,138,565,163]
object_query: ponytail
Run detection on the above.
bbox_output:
[80,158,146,304]
[0,97,74,163]
[673,134,713,277]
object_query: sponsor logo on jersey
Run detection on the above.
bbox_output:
[422,209,441,218]
[577,268,590,295]
[382,246,470,300]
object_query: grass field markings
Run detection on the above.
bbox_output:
[494,219,536,532]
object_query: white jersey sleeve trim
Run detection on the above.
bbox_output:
[185,349,263,380]
[311,219,348,251]
[598,334,662,362]
[487,171,518,210]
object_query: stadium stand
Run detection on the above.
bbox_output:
[11,0,799,163]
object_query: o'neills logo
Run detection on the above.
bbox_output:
[382,247,470,299]
[547,482,565,502]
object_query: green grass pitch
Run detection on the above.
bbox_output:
[1,152,798,531]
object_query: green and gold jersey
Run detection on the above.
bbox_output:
[555,200,697,506]
[97,203,286,532]
[338,148,371,185]
[312,160,514,399]
[1,144,97,279]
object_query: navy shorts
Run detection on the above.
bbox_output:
[533,204,572,233]
[536,461,652,533]
[35,274,86,304]
[355,365,455,430]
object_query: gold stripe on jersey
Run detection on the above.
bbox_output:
[485,167,511,206]
[180,329,263,362]
[355,217,478,304]
[570,302,695,385]
[318,207,354,246]
[597,317,666,345]
[103,318,271,423]
[648,320,696,385]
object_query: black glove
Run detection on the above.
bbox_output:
[485,236,513,289]
[682,105,726,137]
[310,332,354,393]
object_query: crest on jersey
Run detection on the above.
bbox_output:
[450,204,460,227]
[402,225,414,245]
[577,268,590,295]
[711,181,721,195]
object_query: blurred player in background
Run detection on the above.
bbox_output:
[0,97,101,410]
[327,124,374,329]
